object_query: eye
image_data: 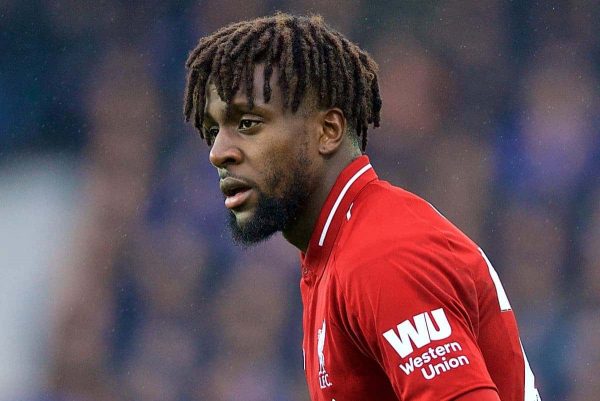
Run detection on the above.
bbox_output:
[205,126,219,139]
[238,119,261,131]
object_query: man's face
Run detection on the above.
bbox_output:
[204,65,320,245]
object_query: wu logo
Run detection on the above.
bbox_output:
[383,308,452,358]
[317,319,333,388]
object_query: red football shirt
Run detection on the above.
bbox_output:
[300,156,541,401]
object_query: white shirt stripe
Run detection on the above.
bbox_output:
[521,341,542,400]
[318,164,372,246]
[479,248,512,311]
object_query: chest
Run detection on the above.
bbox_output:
[300,268,398,401]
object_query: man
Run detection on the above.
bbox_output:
[184,13,541,401]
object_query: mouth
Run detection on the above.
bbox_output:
[220,178,254,210]
[224,187,253,209]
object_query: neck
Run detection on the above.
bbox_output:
[282,150,360,253]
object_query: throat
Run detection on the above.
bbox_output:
[283,221,311,253]
[282,197,323,253]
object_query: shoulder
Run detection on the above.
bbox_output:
[339,179,460,243]
[335,180,475,269]
[330,180,485,300]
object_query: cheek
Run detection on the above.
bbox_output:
[252,119,311,194]
[260,153,291,197]
[262,147,304,197]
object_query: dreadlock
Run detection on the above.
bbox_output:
[183,13,382,151]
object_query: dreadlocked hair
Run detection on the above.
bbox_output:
[183,13,382,151]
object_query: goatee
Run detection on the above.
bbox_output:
[227,167,311,247]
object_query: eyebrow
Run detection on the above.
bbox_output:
[203,100,270,123]
[229,100,270,113]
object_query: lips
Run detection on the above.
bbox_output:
[219,177,254,209]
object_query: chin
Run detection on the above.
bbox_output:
[227,209,277,246]
[226,180,306,246]
[232,208,255,227]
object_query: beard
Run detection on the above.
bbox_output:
[227,153,313,247]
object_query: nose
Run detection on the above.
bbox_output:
[209,130,243,168]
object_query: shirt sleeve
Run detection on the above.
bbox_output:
[333,233,499,401]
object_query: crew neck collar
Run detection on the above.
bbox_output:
[300,155,378,280]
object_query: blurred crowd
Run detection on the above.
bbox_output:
[1,1,599,400]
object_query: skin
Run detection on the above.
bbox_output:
[205,62,502,401]
[205,63,360,252]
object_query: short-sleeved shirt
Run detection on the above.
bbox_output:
[300,156,541,401]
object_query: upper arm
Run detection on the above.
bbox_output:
[337,240,498,401]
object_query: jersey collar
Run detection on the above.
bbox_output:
[300,155,378,279]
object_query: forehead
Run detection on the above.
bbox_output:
[204,63,317,116]
[205,63,280,110]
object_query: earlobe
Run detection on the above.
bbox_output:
[319,108,346,155]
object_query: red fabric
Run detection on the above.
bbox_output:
[300,156,537,401]
[453,389,502,401]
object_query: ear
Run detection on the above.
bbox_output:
[318,108,346,155]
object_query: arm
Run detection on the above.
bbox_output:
[453,389,501,401]
[337,241,500,401]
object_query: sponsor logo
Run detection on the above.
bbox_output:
[317,319,333,389]
[397,341,470,380]
[383,308,470,380]
[382,308,452,358]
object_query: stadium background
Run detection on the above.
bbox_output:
[1,1,599,400]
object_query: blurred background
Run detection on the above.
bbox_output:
[1,0,599,400]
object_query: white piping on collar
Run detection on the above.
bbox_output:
[318,163,372,246]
